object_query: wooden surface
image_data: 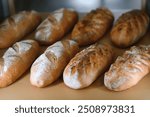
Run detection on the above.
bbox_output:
[0,12,150,100]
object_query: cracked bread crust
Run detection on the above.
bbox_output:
[104,45,150,91]
[72,7,114,46]
[30,40,79,87]
[111,10,149,48]
[0,11,41,48]
[63,43,113,89]
[0,40,39,87]
[35,8,78,45]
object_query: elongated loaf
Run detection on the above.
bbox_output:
[0,40,39,87]
[104,45,150,91]
[35,8,78,45]
[63,43,113,89]
[30,40,79,87]
[0,11,41,48]
[110,10,149,48]
[71,8,114,46]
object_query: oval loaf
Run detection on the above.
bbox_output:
[71,7,114,46]
[104,45,150,91]
[30,40,79,87]
[0,11,41,48]
[0,40,40,87]
[35,8,78,45]
[110,10,149,48]
[63,43,113,89]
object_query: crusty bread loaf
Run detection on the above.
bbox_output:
[35,8,78,45]
[0,11,41,49]
[63,43,113,89]
[0,40,39,87]
[30,40,79,87]
[104,45,150,91]
[110,10,149,48]
[71,7,114,46]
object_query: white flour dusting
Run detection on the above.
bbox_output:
[3,48,17,58]
[63,70,81,89]
[17,40,33,53]
[52,8,64,22]
[46,41,64,58]
[31,54,52,85]
[68,40,77,46]
[12,12,27,24]
[110,77,127,89]
[3,47,18,72]
[31,41,66,83]
[2,40,33,71]
[35,18,52,40]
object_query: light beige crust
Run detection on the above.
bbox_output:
[30,40,79,88]
[35,8,78,45]
[0,40,40,87]
[104,45,150,91]
[0,11,41,48]
[63,43,113,89]
[111,10,149,48]
[71,7,114,46]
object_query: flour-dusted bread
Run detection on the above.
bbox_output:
[0,40,39,87]
[0,11,41,48]
[35,8,78,45]
[71,8,114,46]
[110,10,149,48]
[104,45,150,91]
[30,40,79,87]
[63,43,113,89]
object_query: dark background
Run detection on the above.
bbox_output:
[0,0,145,21]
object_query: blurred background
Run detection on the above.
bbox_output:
[0,0,148,21]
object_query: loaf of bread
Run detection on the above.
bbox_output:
[63,43,113,89]
[35,8,78,45]
[0,11,41,49]
[104,45,150,91]
[30,40,79,87]
[110,10,149,48]
[0,40,39,87]
[71,8,114,46]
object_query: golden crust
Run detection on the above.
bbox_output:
[35,8,78,45]
[0,11,41,48]
[30,40,79,87]
[104,45,150,91]
[63,43,113,89]
[72,8,114,46]
[111,10,149,48]
[0,40,39,87]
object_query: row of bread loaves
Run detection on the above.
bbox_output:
[0,8,78,48]
[0,8,79,87]
[0,8,149,92]
[0,8,149,49]
[1,39,149,91]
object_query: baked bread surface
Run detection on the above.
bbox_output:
[0,40,39,87]
[30,40,79,87]
[111,10,149,48]
[72,7,114,46]
[0,11,41,48]
[104,45,150,91]
[35,8,78,45]
[63,43,113,89]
